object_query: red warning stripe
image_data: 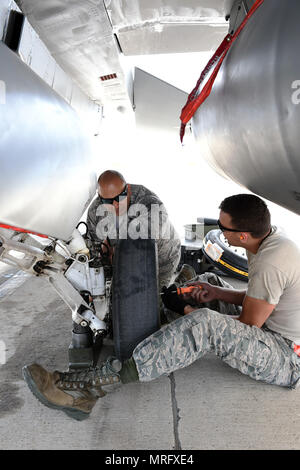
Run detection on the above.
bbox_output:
[180,0,265,142]
[294,344,300,357]
[0,223,48,239]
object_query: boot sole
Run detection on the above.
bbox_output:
[22,366,90,421]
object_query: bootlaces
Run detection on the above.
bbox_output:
[57,357,121,391]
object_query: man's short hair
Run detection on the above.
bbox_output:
[219,194,271,238]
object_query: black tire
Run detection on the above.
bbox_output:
[111,238,160,361]
[202,229,248,282]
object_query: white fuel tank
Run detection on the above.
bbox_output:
[192,0,300,215]
[0,42,97,241]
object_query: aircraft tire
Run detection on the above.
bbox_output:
[111,238,160,361]
[202,229,248,282]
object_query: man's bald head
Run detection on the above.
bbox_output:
[97,170,130,216]
[98,170,126,198]
[98,170,125,187]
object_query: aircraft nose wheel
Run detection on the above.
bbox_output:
[111,238,160,362]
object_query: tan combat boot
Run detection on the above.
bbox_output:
[22,358,121,421]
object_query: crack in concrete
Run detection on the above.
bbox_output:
[169,372,182,450]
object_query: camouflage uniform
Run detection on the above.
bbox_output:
[133,273,300,389]
[86,184,181,290]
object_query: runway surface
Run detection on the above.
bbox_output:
[0,272,299,450]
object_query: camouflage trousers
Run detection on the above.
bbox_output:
[133,273,300,389]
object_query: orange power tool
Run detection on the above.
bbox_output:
[174,286,202,295]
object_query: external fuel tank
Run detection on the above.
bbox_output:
[0,41,96,241]
[192,0,300,215]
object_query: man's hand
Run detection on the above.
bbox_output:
[183,282,218,304]
[161,284,190,315]
[101,238,114,265]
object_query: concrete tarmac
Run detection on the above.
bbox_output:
[0,273,299,450]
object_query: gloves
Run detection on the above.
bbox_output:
[161,284,189,315]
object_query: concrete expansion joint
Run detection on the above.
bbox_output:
[169,372,182,450]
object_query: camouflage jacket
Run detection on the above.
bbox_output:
[86,184,181,274]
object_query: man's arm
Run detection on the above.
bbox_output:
[184,284,276,327]
[86,205,98,244]
[237,262,282,327]
[237,295,276,327]
[86,203,110,262]
[211,286,246,306]
[185,282,246,306]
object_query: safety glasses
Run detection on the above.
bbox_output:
[98,185,128,205]
[217,219,248,233]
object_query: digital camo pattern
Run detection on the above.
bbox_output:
[86,184,181,283]
[133,273,300,389]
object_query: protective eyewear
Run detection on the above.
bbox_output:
[98,185,128,205]
[217,219,248,233]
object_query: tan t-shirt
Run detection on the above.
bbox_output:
[247,226,300,344]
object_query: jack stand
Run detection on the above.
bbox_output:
[68,322,94,370]
[68,322,104,370]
